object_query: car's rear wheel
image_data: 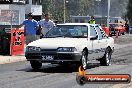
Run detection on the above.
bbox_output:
[100,48,112,66]
[30,61,42,70]
[81,50,87,70]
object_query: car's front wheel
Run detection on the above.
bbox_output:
[30,61,42,70]
[100,48,112,66]
[81,50,88,70]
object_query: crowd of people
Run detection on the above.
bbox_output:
[18,13,130,45]
[18,13,55,45]
[18,13,98,45]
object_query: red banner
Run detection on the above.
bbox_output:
[10,29,24,56]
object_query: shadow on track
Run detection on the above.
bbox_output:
[17,63,100,73]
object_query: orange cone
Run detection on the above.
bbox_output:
[116,31,118,38]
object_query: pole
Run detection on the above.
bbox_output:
[29,0,32,5]
[107,0,110,27]
[10,10,13,56]
[11,10,13,30]
[64,0,66,23]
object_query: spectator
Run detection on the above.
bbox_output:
[18,13,39,45]
[125,20,129,33]
[36,24,42,39]
[38,14,55,37]
[88,16,96,24]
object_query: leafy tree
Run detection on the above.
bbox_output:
[127,0,132,25]
[39,0,128,23]
[40,0,92,22]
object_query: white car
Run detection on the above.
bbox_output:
[25,23,114,70]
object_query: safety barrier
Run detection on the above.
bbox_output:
[10,28,25,56]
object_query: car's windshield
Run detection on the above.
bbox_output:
[45,25,88,38]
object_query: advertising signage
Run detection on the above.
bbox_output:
[0,10,19,25]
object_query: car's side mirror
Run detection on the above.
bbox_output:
[90,36,98,40]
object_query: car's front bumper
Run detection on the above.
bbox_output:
[25,51,82,63]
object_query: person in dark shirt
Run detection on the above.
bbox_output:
[125,20,129,33]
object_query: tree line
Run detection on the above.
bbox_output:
[39,0,131,24]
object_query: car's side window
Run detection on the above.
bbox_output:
[74,25,88,37]
[95,26,103,40]
[90,26,98,39]
[81,26,88,36]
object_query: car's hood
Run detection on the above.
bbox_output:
[27,38,87,49]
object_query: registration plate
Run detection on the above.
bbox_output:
[42,56,54,60]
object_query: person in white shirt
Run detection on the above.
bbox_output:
[38,14,55,37]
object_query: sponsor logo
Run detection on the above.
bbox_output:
[76,66,131,85]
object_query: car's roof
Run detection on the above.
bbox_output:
[57,23,98,26]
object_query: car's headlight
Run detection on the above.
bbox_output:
[26,46,41,52]
[57,47,77,52]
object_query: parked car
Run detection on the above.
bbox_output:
[25,23,114,70]
[109,23,126,36]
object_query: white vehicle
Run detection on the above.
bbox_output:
[25,23,114,70]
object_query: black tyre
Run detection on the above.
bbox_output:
[100,48,112,66]
[122,32,125,35]
[30,61,42,70]
[81,50,87,70]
